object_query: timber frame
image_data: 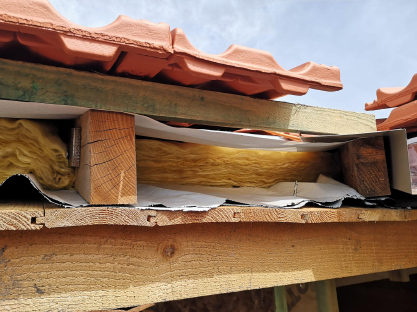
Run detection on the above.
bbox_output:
[0,58,414,312]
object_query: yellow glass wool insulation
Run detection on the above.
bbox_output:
[0,118,74,190]
[136,139,340,188]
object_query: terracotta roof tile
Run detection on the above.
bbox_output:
[366,74,417,131]
[365,74,417,111]
[377,100,417,131]
[0,0,343,99]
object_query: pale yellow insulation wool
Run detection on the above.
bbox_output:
[136,139,340,188]
[0,118,74,189]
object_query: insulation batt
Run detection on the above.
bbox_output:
[0,118,74,189]
[136,139,340,188]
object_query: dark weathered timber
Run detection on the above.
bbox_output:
[339,137,391,197]
[0,58,376,134]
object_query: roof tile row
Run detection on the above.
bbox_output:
[367,74,417,131]
[365,74,417,111]
[0,0,343,99]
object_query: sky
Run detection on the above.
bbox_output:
[49,0,417,119]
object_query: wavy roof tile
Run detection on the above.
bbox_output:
[377,100,417,131]
[366,74,417,111]
[0,0,343,99]
[366,74,417,131]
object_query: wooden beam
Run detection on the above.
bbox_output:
[2,221,417,311]
[0,58,376,134]
[339,137,391,197]
[0,202,43,230]
[40,205,417,228]
[75,110,137,205]
[2,202,417,230]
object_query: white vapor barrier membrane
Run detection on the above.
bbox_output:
[0,100,404,209]
[0,174,375,210]
[0,99,344,152]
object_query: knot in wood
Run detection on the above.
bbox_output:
[163,244,176,259]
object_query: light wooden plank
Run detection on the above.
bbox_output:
[2,221,417,311]
[75,110,137,205]
[0,58,376,134]
[41,205,417,228]
[43,206,155,228]
[0,202,43,230]
[91,303,154,312]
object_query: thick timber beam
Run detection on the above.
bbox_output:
[1,221,417,311]
[0,58,375,134]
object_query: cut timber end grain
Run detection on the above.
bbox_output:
[0,119,74,190]
[136,139,340,188]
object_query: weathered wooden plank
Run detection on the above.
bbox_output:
[2,221,417,311]
[43,206,155,228]
[339,137,390,197]
[0,58,376,134]
[41,205,417,228]
[0,202,43,230]
[75,110,137,205]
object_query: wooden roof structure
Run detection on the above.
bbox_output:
[0,1,416,311]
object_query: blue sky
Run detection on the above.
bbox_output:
[49,0,417,119]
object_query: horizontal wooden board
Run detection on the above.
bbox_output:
[0,202,43,230]
[40,205,417,228]
[0,58,376,134]
[2,221,417,311]
[1,202,416,229]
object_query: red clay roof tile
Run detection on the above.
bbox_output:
[365,74,417,111]
[377,100,417,131]
[0,0,343,99]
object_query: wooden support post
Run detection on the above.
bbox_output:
[274,286,288,312]
[315,280,339,312]
[75,110,137,205]
[339,136,390,197]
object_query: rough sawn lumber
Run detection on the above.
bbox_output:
[2,221,417,311]
[340,136,391,197]
[39,205,417,228]
[0,202,43,230]
[0,58,376,134]
[2,204,417,229]
[75,110,137,205]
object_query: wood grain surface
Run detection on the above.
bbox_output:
[0,58,376,134]
[2,221,417,311]
[41,205,417,228]
[340,137,391,197]
[75,110,137,205]
[0,202,43,230]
